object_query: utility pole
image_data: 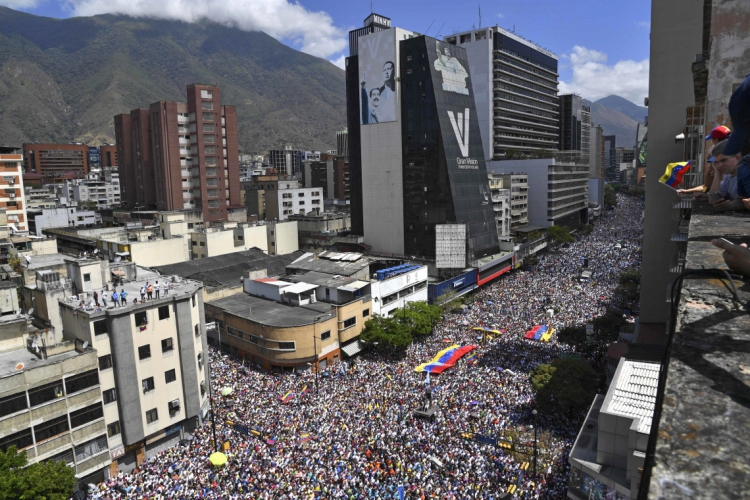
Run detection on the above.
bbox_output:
[532,409,538,483]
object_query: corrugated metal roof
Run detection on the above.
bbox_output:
[607,360,660,433]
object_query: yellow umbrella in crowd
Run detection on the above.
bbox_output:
[221,387,233,396]
[209,451,228,467]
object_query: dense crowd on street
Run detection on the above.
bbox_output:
[92,194,643,500]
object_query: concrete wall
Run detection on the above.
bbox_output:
[129,237,190,267]
[705,1,750,141]
[360,28,409,256]
[640,0,704,323]
[267,220,298,255]
[0,317,29,353]
[457,28,493,161]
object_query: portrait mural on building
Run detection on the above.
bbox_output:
[433,40,469,96]
[359,31,397,125]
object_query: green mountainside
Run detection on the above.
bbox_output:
[584,98,639,148]
[0,7,346,152]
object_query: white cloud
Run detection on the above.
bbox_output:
[558,46,649,105]
[330,54,345,70]
[637,21,651,29]
[497,13,504,19]
[67,0,347,59]
[0,0,41,8]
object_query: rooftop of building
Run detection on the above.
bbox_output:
[154,248,306,289]
[286,271,363,289]
[58,274,201,314]
[22,253,69,271]
[206,292,335,328]
[604,360,659,434]
[287,252,371,277]
[0,342,85,379]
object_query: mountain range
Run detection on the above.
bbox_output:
[585,95,647,148]
[0,7,346,152]
[0,7,646,153]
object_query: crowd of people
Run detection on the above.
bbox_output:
[92,194,643,500]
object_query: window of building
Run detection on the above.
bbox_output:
[277,342,295,351]
[320,330,331,341]
[65,370,99,395]
[0,428,33,453]
[343,317,356,329]
[168,399,181,415]
[363,308,370,318]
[74,435,108,462]
[202,113,214,121]
[28,380,64,406]
[199,241,205,247]
[192,295,196,307]
[83,273,91,283]
[158,306,170,320]
[142,377,155,393]
[203,124,214,132]
[195,324,200,336]
[98,355,113,371]
[204,134,215,143]
[107,421,121,438]
[201,101,214,111]
[165,369,177,384]
[103,388,117,405]
[70,403,104,429]
[146,408,158,424]
[161,338,174,352]
[33,414,69,443]
[135,311,147,327]
[93,320,108,335]
[0,392,27,418]
[138,345,151,360]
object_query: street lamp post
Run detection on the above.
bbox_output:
[532,409,538,483]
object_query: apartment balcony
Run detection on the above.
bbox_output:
[641,204,750,497]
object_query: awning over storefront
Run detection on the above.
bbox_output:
[341,340,365,358]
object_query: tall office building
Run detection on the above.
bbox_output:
[444,27,559,161]
[114,84,241,222]
[345,15,500,263]
[603,135,617,183]
[346,14,392,236]
[559,94,591,162]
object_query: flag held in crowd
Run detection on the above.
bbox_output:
[279,391,294,404]
[524,325,550,340]
[415,344,477,374]
[659,161,691,188]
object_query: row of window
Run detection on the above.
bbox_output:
[0,402,103,452]
[138,338,174,360]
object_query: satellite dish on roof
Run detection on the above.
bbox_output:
[82,341,88,349]
[15,362,24,371]
[25,255,31,263]
[28,308,34,316]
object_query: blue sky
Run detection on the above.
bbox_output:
[4,0,651,104]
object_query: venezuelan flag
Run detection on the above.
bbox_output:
[279,391,294,404]
[300,385,309,396]
[541,327,555,342]
[414,344,477,374]
[659,161,691,188]
[524,325,548,340]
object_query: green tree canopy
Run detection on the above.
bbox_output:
[401,302,442,337]
[604,185,618,208]
[361,315,413,351]
[530,358,599,415]
[0,447,76,500]
[556,326,586,346]
[546,225,574,245]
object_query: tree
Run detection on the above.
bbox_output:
[556,326,586,346]
[7,255,22,274]
[401,302,442,337]
[361,315,413,351]
[578,224,593,236]
[0,447,76,500]
[435,289,462,314]
[546,225,574,245]
[530,358,599,415]
[604,185,618,208]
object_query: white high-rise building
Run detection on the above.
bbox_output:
[444,27,560,161]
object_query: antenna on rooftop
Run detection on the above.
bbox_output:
[425,19,435,35]
[436,22,445,37]
[479,4,481,29]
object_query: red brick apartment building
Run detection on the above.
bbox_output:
[115,84,241,222]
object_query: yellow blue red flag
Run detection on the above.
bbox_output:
[659,161,691,187]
